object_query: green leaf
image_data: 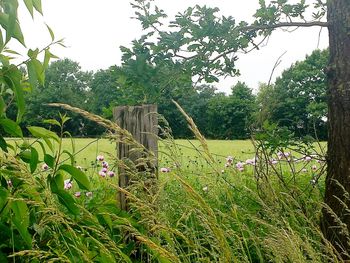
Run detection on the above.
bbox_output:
[32,59,44,85]
[0,118,23,137]
[24,0,34,17]
[0,187,9,214]
[0,12,25,46]
[0,135,8,152]
[4,67,25,122]
[27,126,59,142]
[44,154,55,168]
[55,190,79,215]
[0,96,5,116]
[50,172,64,192]
[43,137,54,152]
[30,147,39,173]
[19,150,31,163]
[32,0,43,15]
[27,48,39,59]
[43,118,60,127]
[26,59,44,87]
[11,200,32,247]
[58,164,90,191]
[26,60,38,89]
[46,24,54,41]
[6,0,19,44]
[0,29,4,51]
[43,49,51,70]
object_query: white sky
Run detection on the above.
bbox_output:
[16,0,328,93]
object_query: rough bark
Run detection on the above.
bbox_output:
[322,0,350,258]
[113,105,158,211]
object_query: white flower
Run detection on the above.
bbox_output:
[160,167,170,173]
[226,156,234,163]
[64,179,72,190]
[42,163,49,171]
[96,155,104,161]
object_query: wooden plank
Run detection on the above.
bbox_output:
[113,104,158,211]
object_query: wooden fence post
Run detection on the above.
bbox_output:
[113,104,158,211]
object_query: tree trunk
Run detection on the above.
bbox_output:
[322,0,350,258]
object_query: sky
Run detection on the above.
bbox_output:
[16,0,328,94]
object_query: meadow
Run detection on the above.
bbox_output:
[3,136,332,262]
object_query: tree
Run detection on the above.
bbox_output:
[257,49,328,139]
[127,0,350,256]
[207,82,255,139]
[89,66,123,117]
[24,59,100,136]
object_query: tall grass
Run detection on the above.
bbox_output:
[2,103,342,262]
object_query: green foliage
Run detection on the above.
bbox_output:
[256,49,328,139]
[22,59,104,136]
[0,1,337,262]
[207,82,256,139]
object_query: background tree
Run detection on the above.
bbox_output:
[89,66,122,118]
[207,82,255,139]
[256,49,328,139]
[24,59,102,136]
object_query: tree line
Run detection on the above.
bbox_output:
[12,49,327,140]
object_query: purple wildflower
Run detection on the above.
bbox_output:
[96,155,104,161]
[107,171,115,177]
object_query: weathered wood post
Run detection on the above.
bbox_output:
[113,104,158,211]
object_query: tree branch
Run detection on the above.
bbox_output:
[241,21,328,31]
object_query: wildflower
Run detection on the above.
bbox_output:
[202,186,208,192]
[7,180,12,188]
[160,167,170,173]
[310,179,317,186]
[96,155,104,161]
[236,162,244,169]
[301,168,307,173]
[245,159,255,165]
[42,163,49,171]
[99,171,106,177]
[74,192,81,198]
[76,165,83,171]
[238,167,244,172]
[107,171,115,177]
[102,161,109,168]
[270,159,278,165]
[226,156,234,164]
[312,165,317,171]
[101,167,108,173]
[64,179,72,190]
[86,191,93,197]
[277,151,283,159]
[225,162,231,167]
[221,169,225,173]
[304,156,312,162]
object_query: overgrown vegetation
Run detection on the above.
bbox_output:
[1,0,350,262]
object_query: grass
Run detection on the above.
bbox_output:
[7,137,256,167]
[4,136,334,262]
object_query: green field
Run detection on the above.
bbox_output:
[7,137,256,167]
